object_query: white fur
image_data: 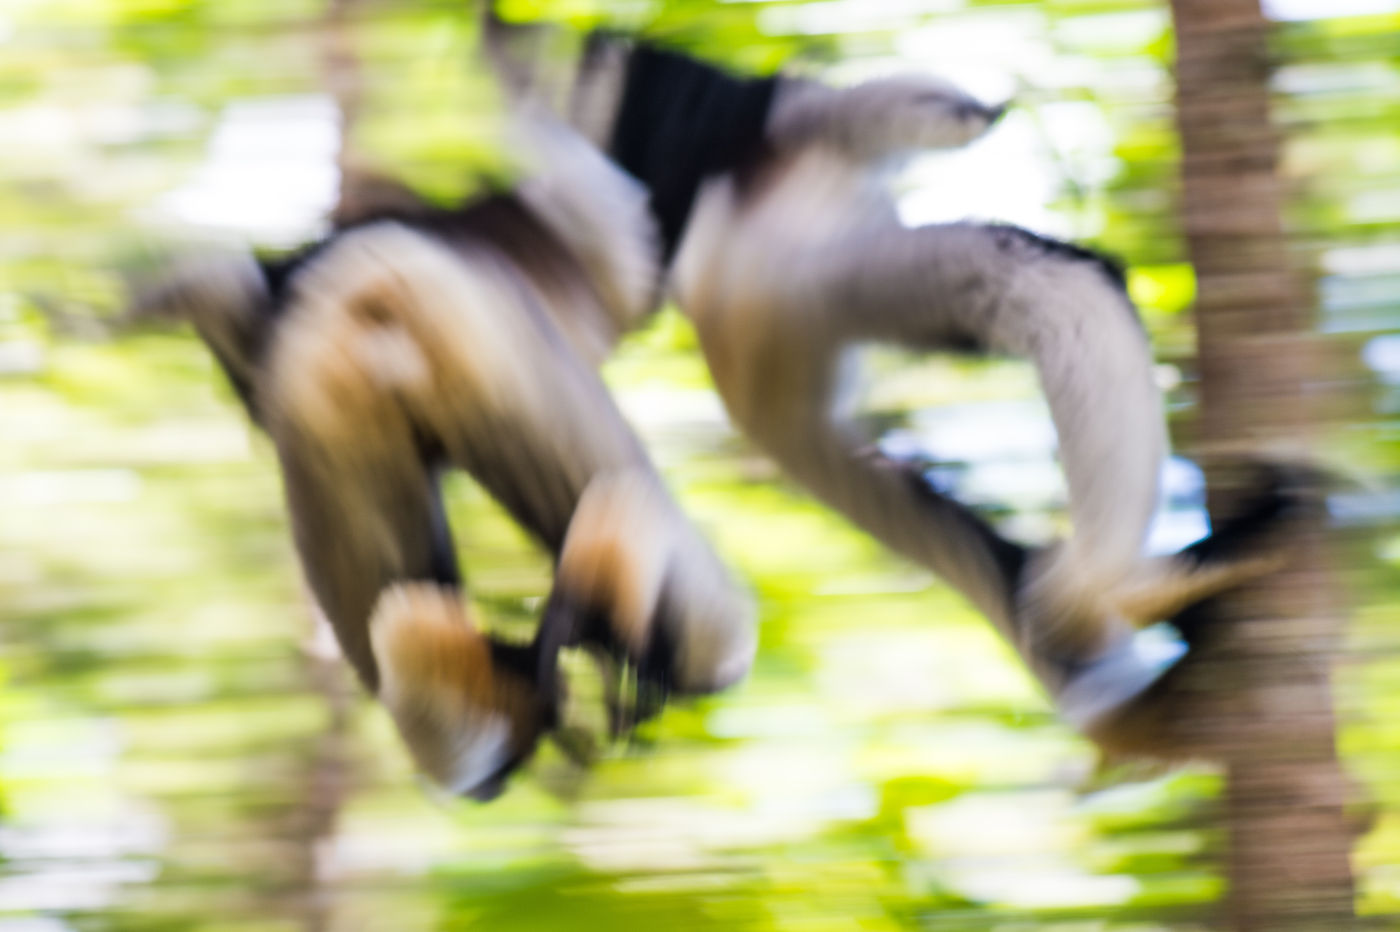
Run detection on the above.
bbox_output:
[668,559,758,694]
[382,673,515,797]
[557,469,757,695]
[369,590,515,796]
[767,75,1003,166]
[513,114,661,330]
[567,37,630,150]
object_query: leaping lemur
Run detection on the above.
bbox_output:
[480,12,1310,756]
[134,117,755,799]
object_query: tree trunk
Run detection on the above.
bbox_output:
[277,7,369,930]
[1166,1,1355,928]
[323,0,367,211]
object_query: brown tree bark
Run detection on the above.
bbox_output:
[277,6,370,930]
[323,0,369,214]
[1167,1,1355,928]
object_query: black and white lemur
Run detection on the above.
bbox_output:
[136,117,755,799]
[479,11,1313,756]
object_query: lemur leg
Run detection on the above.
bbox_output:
[273,439,458,692]
[272,222,755,708]
[266,368,558,798]
[258,230,588,797]
[276,440,552,799]
[766,74,1007,162]
[816,221,1309,654]
[805,219,1166,660]
[553,468,758,715]
[678,206,1031,651]
[367,239,755,702]
[123,230,551,793]
[799,218,1301,642]
[684,281,1113,710]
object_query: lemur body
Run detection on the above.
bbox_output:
[482,21,1301,751]
[138,119,754,798]
[671,145,1166,729]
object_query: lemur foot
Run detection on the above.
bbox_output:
[553,470,755,737]
[1048,459,1332,759]
[369,583,568,800]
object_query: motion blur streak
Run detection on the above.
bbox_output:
[0,1,1396,930]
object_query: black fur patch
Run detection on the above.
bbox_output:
[258,245,324,305]
[488,638,539,684]
[425,474,463,590]
[338,191,591,295]
[940,329,990,356]
[632,587,678,719]
[250,191,589,359]
[606,41,778,261]
[988,224,1129,293]
[204,346,262,424]
[1180,463,1323,566]
[1165,462,1325,645]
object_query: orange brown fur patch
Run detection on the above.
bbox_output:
[370,584,545,779]
[557,473,672,657]
[1112,552,1288,625]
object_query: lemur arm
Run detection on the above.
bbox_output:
[124,250,272,422]
[765,74,1006,165]
[273,435,460,693]
[511,114,662,331]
